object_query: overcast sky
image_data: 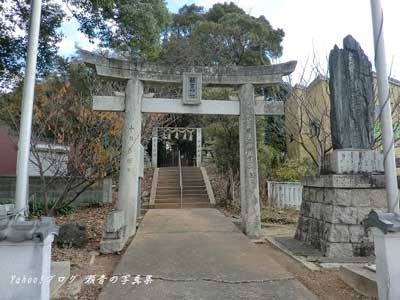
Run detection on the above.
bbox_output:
[58,0,400,83]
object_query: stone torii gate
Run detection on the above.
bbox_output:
[80,49,296,252]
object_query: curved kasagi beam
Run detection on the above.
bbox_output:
[78,49,296,85]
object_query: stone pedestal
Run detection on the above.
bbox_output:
[100,210,125,254]
[323,149,384,174]
[296,150,387,257]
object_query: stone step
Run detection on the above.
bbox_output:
[157,187,206,192]
[182,193,208,197]
[153,167,211,209]
[155,198,209,203]
[158,186,206,191]
[156,197,209,203]
[181,172,202,175]
[158,183,205,186]
[159,175,203,178]
[156,192,209,198]
[156,189,181,193]
[154,203,210,209]
[158,179,180,185]
[183,190,207,195]
[158,182,205,186]
[156,194,182,199]
[158,173,179,177]
[182,179,205,182]
[162,169,200,172]
[156,190,181,195]
[157,183,181,186]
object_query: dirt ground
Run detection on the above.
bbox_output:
[52,169,155,299]
[53,203,122,300]
[261,241,373,300]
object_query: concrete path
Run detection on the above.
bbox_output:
[99,209,317,300]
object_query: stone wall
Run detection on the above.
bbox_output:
[295,174,387,257]
[0,176,112,207]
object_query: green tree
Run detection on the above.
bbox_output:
[67,0,170,60]
[159,2,284,66]
[0,0,65,88]
[0,0,170,89]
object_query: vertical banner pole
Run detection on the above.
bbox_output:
[15,0,43,220]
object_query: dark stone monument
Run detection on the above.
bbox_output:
[295,36,386,257]
[329,35,375,150]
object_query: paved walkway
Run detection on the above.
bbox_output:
[99,209,317,300]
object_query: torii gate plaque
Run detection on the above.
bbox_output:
[79,49,296,252]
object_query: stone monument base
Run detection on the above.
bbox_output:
[295,174,387,257]
[322,149,384,174]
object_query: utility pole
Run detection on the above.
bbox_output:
[15,0,42,220]
[370,0,399,214]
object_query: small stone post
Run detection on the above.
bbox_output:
[239,83,262,238]
[117,78,143,239]
[102,178,113,204]
[196,128,202,167]
[152,127,158,168]
[372,228,400,300]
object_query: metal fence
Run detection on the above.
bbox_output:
[267,181,303,210]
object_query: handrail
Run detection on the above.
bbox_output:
[178,150,183,208]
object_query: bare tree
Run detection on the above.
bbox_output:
[283,61,332,171]
[281,60,400,172]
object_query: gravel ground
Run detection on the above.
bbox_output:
[261,241,374,300]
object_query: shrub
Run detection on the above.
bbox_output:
[272,159,316,182]
[29,199,75,217]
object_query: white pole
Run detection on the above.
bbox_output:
[15,0,42,220]
[370,0,399,214]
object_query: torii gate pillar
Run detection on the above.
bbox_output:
[117,78,143,239]
[151,127,158,168]
[196,128,202,167]
[239,83,261,238]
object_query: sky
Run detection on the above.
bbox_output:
[58,0,400,83]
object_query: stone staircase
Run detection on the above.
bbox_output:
[154,167,211,209]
